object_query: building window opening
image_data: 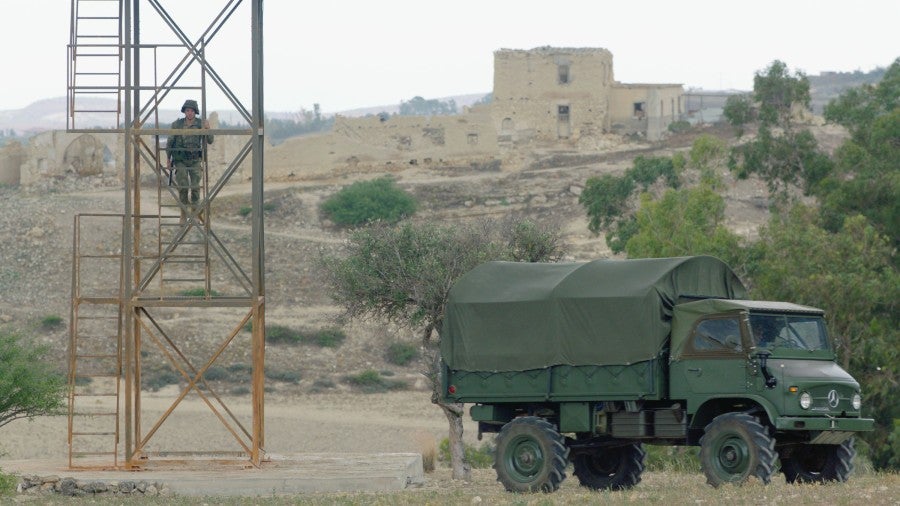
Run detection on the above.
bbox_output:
[501,117,514,132]
[633,102,645,119]
[558,64,569,84]
[558,105,570,123]
[467,133,479,145]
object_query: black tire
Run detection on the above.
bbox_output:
[699,412,777,487]
[780,438,856,483]
[572,443,646,490]
[494,416,569,493]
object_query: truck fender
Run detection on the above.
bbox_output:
[690,395,779,433]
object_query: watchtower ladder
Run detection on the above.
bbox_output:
[68,213,124,469]
[68,0,123,130]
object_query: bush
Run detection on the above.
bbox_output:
[144,368,180,391]
[179,288,221,297]
[266,325,303,345]
[438,437,494,469]
[0,469,16,496]
[386,342,418,366]
[345,369,406,393]
[265,368,300,384]
[667,120,692,134]
[320,177,417,226]
[238,206,252,217]
[0,333,66,428]
[312,328,346,348]
[227,363,253,375]
[202,365,229,381]
[40,315,64,329]
[229,386,250,396]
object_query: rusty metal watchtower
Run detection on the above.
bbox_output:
[66,0,266,468]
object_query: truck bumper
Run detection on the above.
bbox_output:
[775,416,874,432]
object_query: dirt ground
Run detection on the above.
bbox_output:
[0,122,847,479]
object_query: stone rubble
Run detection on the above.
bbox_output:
[15,474,170,497]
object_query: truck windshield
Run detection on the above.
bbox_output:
[749,314,830,351]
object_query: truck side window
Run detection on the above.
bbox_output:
[692,318,742,353]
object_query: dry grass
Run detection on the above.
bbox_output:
[48,469,899,505]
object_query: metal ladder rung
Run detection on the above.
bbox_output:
[71,432,117,436]
[72,412,117,417]
[71,451,117,457]
[75,354,119,359]
[72,109,121,113]
[73,393,118,397]
[76,15,120,19]
[163,278,207,283]
[76,315,119,320]
[78,254,122,259]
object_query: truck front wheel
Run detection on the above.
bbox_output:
[780,438,855,483]
[699,412,777,487]
[572,443,645,490]
[494,416,568,493]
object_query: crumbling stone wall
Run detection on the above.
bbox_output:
[609,84,684,140]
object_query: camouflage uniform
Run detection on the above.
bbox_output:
[166,100,214,209]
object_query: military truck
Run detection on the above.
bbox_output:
[441,256,873,491]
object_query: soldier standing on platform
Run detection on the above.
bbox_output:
[166,99,213,222]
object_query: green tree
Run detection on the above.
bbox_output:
[748,205,899,470]
[624,185,743,268]
[319,219,565,480]
[399,96,458,116]
[722,94,753,137]
[687,135,729,189]
[0,333,66,428]
[820,59,900,244]
[320,177,417,226]
[579,156,681,253]
[728,61,833,202]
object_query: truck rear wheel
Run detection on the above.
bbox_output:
[780,438,855,483]
[494,416,568,493]
[699,413,776,487]
[572,443,645,490]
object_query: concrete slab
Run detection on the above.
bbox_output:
[0,453,425,497]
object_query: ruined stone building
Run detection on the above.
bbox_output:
[0,47,685,185]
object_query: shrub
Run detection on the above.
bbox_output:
[229,386,250,396]
[0,469,16,496]
[227,363,253,374]
[312,328,346,348]
[311,378,336,392]
[238,206,252,217]
[438,437,494,469]
[320,177,417,226]
[179,288,221,297]
[202,365,229,381]
[266,325,303,345]
[265,368,300,384]
[345,369,406,393]
[386,342,418,366]
[144,368,180,391]
[667,120,692,134]
[40,315,64,329]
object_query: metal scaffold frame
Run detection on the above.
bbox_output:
[67,0,266,469]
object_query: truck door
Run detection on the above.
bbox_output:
[670,315,748,398]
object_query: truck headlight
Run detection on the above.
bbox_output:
[800,392,812,409]
[852,393,861,410]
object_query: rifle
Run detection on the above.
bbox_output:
[166,160,175,186]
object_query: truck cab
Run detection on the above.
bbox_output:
[669,298,871,485]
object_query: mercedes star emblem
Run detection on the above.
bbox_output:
[827,389,840,408]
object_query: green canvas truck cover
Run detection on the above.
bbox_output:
[442,256,747,372]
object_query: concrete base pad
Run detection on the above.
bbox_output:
[0,453,425,496]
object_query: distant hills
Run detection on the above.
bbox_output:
[0,66,887,135]
[0,93,490,135]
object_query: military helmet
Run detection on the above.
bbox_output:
[181,99,200,114]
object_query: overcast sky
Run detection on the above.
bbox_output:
[1,0,897,113]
